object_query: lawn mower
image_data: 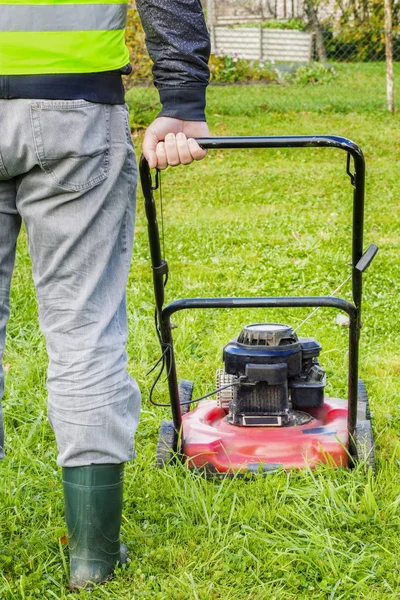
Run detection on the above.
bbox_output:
[139,136,378,474]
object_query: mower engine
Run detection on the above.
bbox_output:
[217,324,326,427]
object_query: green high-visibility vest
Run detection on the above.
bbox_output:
[0,0,129,75]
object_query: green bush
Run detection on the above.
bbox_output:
[283,62,336,85]
[209,54,278,84]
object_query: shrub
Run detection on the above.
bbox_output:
[209,54,278,84]
[124,4,153,88]
[283,62,336,85]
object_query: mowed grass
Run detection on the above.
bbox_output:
[1,62,400,598]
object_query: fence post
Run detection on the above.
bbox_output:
[259,0,264,61]
[384,0,395,113]
[207,0,216,53]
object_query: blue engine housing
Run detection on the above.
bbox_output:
[223,324,325,426]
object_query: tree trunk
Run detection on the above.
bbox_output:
[207,0,216,53]
[305,0,327,62]
[384,0,395,113]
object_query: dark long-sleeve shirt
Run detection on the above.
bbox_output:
[136,0,210,120]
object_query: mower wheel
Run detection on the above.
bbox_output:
[156,420,179,468]
[179,379,194,415]
[357,379,371,420]
[353,420,376,473]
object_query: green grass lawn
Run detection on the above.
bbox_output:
[1,63,400,598]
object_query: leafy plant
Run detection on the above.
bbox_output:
[284,62,336,85]
[209,53,278,84]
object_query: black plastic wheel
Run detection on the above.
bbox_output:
[353,420,376,473]
[179,379,194,415]
[357,379,371,421]
[155,420,178,468]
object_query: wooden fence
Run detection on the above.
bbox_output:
[212,27,314,62]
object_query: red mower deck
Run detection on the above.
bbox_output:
[182,398,349,472]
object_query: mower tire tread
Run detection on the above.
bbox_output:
[179,379,194,415]
[156,420,178,468]
[353,419,376,473]
[357,379,371,421]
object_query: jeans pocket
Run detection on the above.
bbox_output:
[30,100,110,192]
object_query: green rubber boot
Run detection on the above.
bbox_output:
[62,464,127,590]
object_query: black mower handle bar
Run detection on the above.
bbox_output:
[140,135,364,175]
[139,134,364,157]
[193,135,363,159]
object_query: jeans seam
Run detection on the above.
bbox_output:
[0,151,10,179]
[121,208,128,262]
[122,108,136,270]
[114,292,126,339]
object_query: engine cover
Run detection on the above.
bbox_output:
[222,324,325,426]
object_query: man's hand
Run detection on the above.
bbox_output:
[142,117,210,170]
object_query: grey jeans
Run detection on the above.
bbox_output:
[0,99,141,467]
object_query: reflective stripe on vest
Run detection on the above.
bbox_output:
[0,4,127,32]
[0,1,129,75]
